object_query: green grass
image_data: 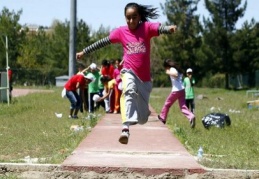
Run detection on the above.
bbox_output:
[0,87,100,164]
[151,88,259,169]
[0,87,259,170]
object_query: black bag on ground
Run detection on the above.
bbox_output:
[202,113,231,129]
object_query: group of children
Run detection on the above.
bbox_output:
[64,58,123,119]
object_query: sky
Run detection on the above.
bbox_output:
[1,0,258,31]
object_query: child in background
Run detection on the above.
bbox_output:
[183,68,195,113]
[101,59,114,79]
[77,64,89,113]
[113,58,123,114]
[158,59,195,128]
[98,76,116,113]
[7,66,13,101]
[64,74,94,119]
[87,63,104,113]
[76,2,177,144]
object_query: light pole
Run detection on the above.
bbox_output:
[0,35,10,105]
[68,0,77,77]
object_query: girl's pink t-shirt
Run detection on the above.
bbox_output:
[109,22,160,81]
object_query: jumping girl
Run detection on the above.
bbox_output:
[76,2,177,144]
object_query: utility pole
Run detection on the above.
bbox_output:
[0,35,9,105]
[68,0,77,77]
[5,36,9,106]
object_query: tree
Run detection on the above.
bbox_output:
[231,20,259,86]
[159,0,203,77]
[0,7,25,68]
[81,25,123,65]
[203,0,247,88]
[17,28,54,85]
[49,20,70,75]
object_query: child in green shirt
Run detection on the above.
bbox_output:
[183,68,195,113]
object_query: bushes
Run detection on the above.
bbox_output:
[201,73,225,88]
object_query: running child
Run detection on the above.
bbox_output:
[158,59,195,128]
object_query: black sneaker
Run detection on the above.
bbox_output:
[190,117,196,128]
[158,115,166,124]
[119,129,130,144]
[72,115,78,119]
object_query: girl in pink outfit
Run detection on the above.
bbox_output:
[158,59,196,128]
[76,2,177,144]
[113,58,123,114]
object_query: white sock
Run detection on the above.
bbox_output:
[122,122,130,130]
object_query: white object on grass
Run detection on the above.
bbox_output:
[55,112,63,118]
[197,146,203,161]
[70,125,84,132]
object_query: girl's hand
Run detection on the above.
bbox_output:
[76,51,84,60]
[170,25,177,33]
[97,97,103,102]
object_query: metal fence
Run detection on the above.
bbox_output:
[229,70,259,89]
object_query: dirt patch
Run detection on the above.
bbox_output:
[1,164,259,179]
[13,170,259,179]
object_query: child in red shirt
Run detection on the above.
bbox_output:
[64,74,94,119]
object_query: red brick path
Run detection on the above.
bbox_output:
[62,106,205,176]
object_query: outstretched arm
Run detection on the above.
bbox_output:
[166,68,178,78]
[76,36,112,60]
[159,25,177,35]
[81,65,90,73]
[98,88,111,102]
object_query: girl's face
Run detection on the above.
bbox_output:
[187,72,192,76]
[115,60,121,68]
[85,78,92,85]
[125,7,141,30]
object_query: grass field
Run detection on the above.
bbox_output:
[0,87,259,169]
[151,87,259,169]
[0,87,99,164]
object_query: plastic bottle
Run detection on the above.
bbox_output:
[73,126,84,132]
[197,146,203,160]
